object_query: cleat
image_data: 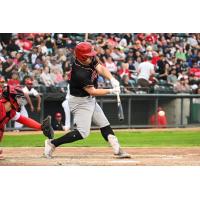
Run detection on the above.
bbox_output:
[115,148,131,159]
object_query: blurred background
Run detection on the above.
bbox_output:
[0,33,200,130]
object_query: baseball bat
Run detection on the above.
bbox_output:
[116,93,124,121]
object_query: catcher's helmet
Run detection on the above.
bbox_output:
[74,42,96,62]
[2,85,25,112]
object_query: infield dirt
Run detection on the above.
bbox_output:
[1,147,200,166]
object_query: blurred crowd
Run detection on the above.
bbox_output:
[0,33,200,94]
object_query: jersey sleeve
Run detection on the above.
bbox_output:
[22,87,29,94]
[78,73,94,88]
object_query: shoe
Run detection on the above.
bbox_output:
[44,139,55,158]
[115,148,131,159]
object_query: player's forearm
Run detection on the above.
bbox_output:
[89,88,111,96]
[24,93,33,107]
[36,95,41,108]
[101,67,113,80]
[84,87,111,96]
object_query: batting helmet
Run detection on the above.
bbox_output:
[74,42,96,62]
[55,112,62,118]
[2,85,25,112]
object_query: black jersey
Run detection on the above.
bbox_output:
[70,57,99,97]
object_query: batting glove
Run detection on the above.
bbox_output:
[110,77,120,88]
[109,86,121,95]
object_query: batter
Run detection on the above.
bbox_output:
[44,42,131,159]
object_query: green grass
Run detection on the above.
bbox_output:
[1,131,200,147]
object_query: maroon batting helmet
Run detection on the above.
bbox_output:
[55,112,62,118]
[74,42,97,62]
[2,85,25,112]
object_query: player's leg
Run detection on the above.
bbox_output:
[12,112,54,139]
[62,99,71,131]
[12,112,41,130]
[92,102,131,158]
[44,96,95,158]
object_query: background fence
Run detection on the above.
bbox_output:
[6,93,200,130]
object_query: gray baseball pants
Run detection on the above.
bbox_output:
[68,95,110,138]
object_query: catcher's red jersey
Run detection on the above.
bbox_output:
[0,98,16,141]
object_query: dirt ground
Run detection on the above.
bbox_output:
[1,147,200,166]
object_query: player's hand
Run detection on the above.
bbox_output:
[110,77,120,88]
[109,86,121,95]
[30,105,34,112]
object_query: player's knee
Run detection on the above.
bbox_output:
[77,128,90,139]
[100,125,115,141]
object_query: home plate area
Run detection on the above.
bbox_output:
[1,147,200,166]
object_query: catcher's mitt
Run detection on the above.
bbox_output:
[41,116,54,139]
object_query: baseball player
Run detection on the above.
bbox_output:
[14,79,41,129]
[44,42,131,158]
[0,85,54,158]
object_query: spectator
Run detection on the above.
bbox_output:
[29,47,38,65]
[0,56,6,75]
[137,56,155,89]
[7,71,20,86]
[174,77,191,93]
[52,112,65,131]
[105,56,118,75]
[110,46,126,62]
[56,72,69,93]
[50,68,63,85]
[40,40,48,55]
[40,66,55,87]
[167,67,178,85]
[19,62,30,82]
[1,57,18,80]
[156,54,169,82]
[175,47,186,62]
[118,62,131,79]
[0,33,200,95]
[121,75,134,93]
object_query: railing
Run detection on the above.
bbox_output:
[5,93,200,130]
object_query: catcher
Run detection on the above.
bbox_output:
[0,84,54,159]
